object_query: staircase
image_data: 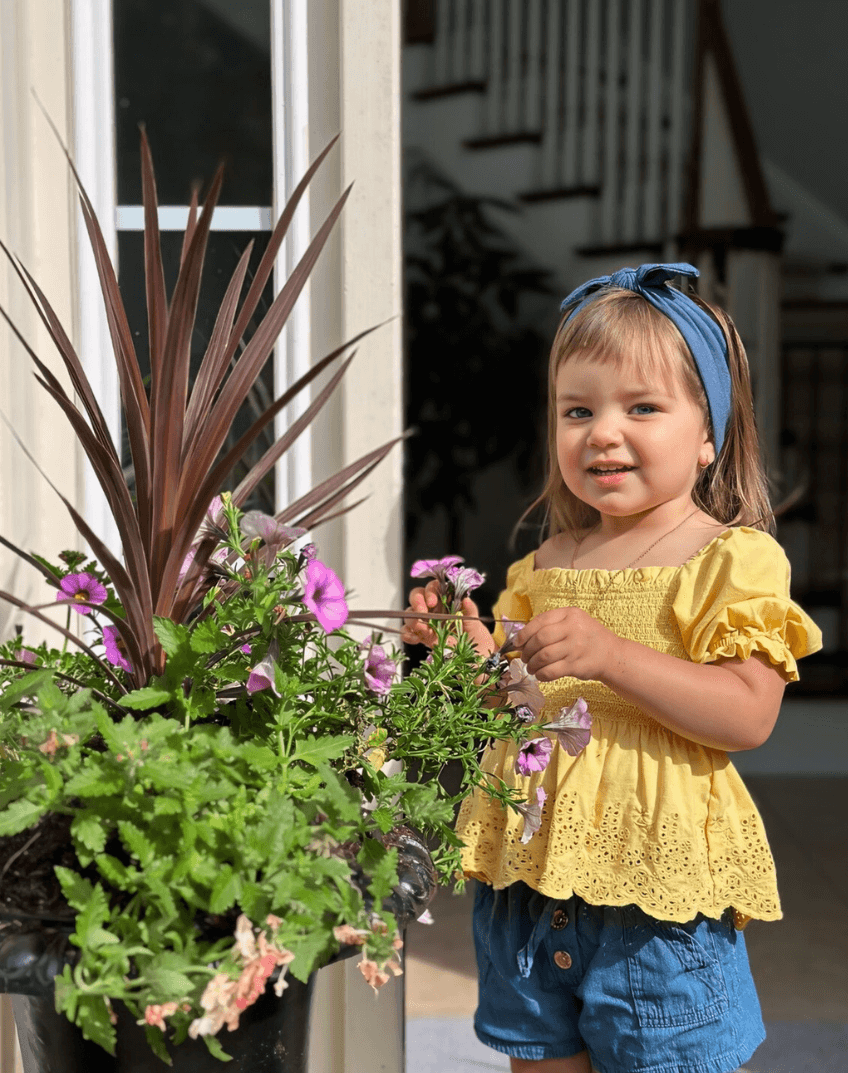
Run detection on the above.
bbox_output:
[403,0,697,293]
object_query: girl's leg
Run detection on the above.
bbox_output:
[510,1052,595,1073]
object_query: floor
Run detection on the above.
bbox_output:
[405,776,848,1073]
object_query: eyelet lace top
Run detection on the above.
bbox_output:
[456,527,822,925]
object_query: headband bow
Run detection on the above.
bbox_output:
[560,262,731,456]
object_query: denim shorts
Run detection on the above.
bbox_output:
[472,881,765,1073]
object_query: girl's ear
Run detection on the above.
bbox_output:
[698,437,716,469]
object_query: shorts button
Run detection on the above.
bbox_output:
[551,909,568,930]
[553,950,572,970]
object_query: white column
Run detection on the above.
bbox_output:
[305,0,405,1069]
[72,0,121,557]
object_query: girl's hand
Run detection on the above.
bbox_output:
[516,607,622,682]
[401,582,497,657]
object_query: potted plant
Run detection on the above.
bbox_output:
[0,133,531,1071]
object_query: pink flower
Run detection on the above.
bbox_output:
[241,511,306,549]
[517,787,547,844]
[540,698,592,756]
[302,559,348,633]
[103,625,132,673]
[240,643,252,655]
[361,637,397,695]
[301,543,317,561]
[515,736,553,775]
[500,659,546,717]
[14,649,36,665]
[246,655,279,695]
[444,565,486,603]
[410,556,463,581]
[55,572,107,616]
[139,1002,179,1031]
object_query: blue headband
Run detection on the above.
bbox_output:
[560,262,732,456]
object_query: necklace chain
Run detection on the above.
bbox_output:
[569,510,700,570]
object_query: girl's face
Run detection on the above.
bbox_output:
[554,352,715,522]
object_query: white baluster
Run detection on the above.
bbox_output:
[504,0,524,132]
[524,0,544,132]
[562,0,582,189]
[454,0,471,86]
[666,0,691,242]
[539,0,563,187]
[484,0,507,135]
[582,0,602,188]
[600,0,624,245]
[622,0,645,245]
[433,0,452,86]
[643,0,665,242]
[469,0,486,83]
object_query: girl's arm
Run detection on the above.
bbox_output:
[517,608,785,752]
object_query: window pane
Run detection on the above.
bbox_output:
[114,0,272,206]
[118,230,277,512]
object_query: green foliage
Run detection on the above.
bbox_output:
[0,514,527,1063]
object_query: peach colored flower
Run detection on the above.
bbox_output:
[358,958,391,992]
[139,1002,180,1030]
[333,924,367,946]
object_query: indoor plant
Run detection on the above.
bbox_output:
[0,133,532,1069]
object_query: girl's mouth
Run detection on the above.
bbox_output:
[588,465,635,485]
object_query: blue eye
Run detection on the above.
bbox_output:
[632,404,656,415]
[564,407,592,419]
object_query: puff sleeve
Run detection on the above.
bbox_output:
[672,528,823,682]
[490,553,534,649]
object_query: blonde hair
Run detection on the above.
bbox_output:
[517,287,774,541]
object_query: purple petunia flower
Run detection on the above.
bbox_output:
[361,638,397,696]
[301,543,318,561]
[444,565,486,604]
[103,625,132,673]
[515,736,553,776]
[240,643,252,655]
[539,698,592,756]
[247,655,280,695]
[55,572,108,616]
[409,556,464,583]
[14,649,36,666]
[500,659,546,717]
[241,511,306,550]
[302,559,348,633]
[517,788,547,844]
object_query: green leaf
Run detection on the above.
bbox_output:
[144,965,195,1001]
[121,686,173,710]
[75,993,117,1055]
[0,669,53,709]
[201,1033,233,1062]
[0,798,45,837]
[144,1024,173,1065]
[71,812,108,855]
[293,734,354,768]
[37,756,64,799]
[87,927,121,950]
[209,865,241,914]
[118,821,156,869]
[54,867,95,912]
[64,769,124,797]
[190,619,225,654]
[153,618,190,657]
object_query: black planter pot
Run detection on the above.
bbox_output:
[1,826,437,1072]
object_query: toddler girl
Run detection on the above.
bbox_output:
[403,263,822,1073]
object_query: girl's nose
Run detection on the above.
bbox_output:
[586,414,624,448]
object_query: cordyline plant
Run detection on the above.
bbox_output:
[0,133,539,1064]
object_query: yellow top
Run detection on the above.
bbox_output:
[456,527,823,924]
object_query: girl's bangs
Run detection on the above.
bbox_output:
[554,291,689,387]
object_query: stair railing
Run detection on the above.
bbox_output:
[426,0,696,250]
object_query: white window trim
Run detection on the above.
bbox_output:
[272,0,312,513]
